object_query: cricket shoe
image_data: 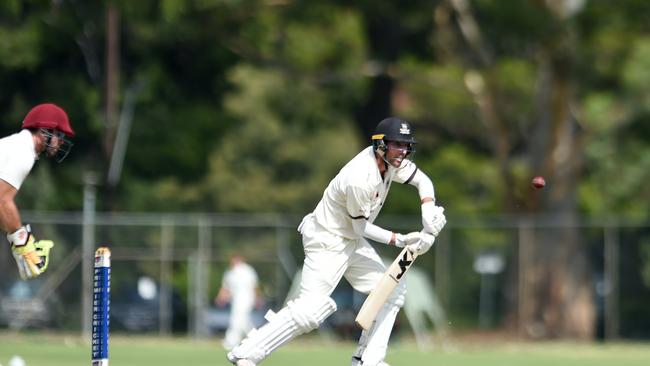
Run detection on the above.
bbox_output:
[227,352,256,366]
[230,359,255,366]
[235,361,255,366]
[350,356,390,366]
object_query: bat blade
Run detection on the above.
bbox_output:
[355,247,418,330]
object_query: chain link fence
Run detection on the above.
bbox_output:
[1,211,648,341]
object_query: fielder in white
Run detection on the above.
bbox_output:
[1,103,75,280]
[227,117,446,366]
[216,254,261,350]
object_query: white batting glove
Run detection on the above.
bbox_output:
[421,202,446,237]
[394,232,421,248]
[407,231,436,255]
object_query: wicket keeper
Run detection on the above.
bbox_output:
[227,117,446,366]
[1,103,75,280]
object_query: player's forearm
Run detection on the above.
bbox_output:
[351,219,393,244]
[0,197,22,234]
[215,288,231,305]
[0,181,22,233]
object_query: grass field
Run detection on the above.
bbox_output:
[1,332,649,366]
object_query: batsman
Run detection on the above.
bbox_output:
[227,117,446,366]
[1,103,75,280]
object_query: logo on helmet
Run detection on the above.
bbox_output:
[399,123,410,135]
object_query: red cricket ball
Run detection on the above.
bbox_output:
[532,176,546,189]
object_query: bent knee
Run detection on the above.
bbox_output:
[286,294,337,332]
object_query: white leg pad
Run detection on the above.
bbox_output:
[388,280,407,308]
[351,302,400,366]
[228,295,337,364]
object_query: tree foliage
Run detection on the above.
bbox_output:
[2,0,650,339]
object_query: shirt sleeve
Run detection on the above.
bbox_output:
[345,184,374,220]
[221,271,231,291]
[408,169,436,201]
[0,146,34,190]
[392,160,418,184]
[250,267,258,287]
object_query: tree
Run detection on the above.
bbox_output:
[402,0,595,339]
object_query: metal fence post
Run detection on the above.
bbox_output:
[190,218,212,338]
[435,228,451,310]
[517,217,534,338]
[159,218,174,336]
[82,172,98,339]
[604,225,620,340]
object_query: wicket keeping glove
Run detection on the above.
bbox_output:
[421,202,446,237]
[6,225,54,280]
[394,231,421,248]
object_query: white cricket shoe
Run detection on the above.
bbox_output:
[350,356,390,366]
[236,360,256,366]
[227,351,256,366]
[228,358,255,366]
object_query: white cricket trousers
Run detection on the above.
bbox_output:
[228,214,406,365]
[299,214,406,365]
[223,296,255,350]
[299,214,403,301]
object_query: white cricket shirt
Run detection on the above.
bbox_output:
[222,262,258,303]
[0,130,37,189]
[312,146,418,240]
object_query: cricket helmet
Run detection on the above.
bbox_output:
[22,103,75,137]
[371,117,416,156]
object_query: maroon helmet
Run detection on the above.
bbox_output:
[22,103,75,162]
[22,103,75,137]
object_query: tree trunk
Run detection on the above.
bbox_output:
[103,2,120,210]
[519,31,595,340]
[355,15,402,137]
[104,2,120,160]
[447,0,595,339]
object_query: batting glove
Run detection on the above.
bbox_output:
[6,225,53,280]
[394,231,421,248]
[421,202,446,237]
[407,231,436,255]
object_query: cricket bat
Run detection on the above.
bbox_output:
[355,247,418,330]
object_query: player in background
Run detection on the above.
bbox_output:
[0,103,75,280]
[227,117,446,366]
[216,254,262,350]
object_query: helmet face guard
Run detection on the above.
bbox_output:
[372,135,416,156]
[39,128,74,163]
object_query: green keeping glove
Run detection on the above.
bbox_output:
[7,225,54,280]
[33,239,54,273]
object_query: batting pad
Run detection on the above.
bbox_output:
[228,295,336,364]
[353,302,401,366]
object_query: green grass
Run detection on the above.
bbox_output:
[0,332,649,366]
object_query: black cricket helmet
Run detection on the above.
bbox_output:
[371,117,416,156]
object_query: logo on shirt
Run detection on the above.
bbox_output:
[400,123,410,135]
